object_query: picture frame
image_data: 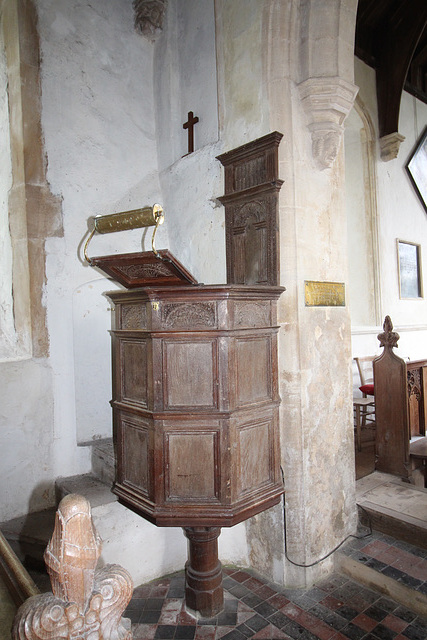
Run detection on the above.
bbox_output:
[406,127,427,214]
[397,240,423,299]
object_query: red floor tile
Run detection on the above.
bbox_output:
[382,614,409,633]
[244,577,265,591]
[251,624,289,639]
[254,584,277,600]
[352,613,378,632]
[267,593,290,610]
[361,540,391,556]
[194,627,216,640]
[232,570,252,583]
[281,603,335,640]
[391,557,427,581]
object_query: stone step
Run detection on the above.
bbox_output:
[337,530,427,619]
[55,472,117,509]
[78,437,116,486]
[338,471,427,617]
[356,471,427,550]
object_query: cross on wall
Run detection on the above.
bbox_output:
[183,111,199,154]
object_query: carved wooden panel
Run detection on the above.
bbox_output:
[91,249,197,288]
[162,302,217,329]
[233,300,271,328]
[407,361,427,437]
[165,430,219,501]
[121,304,147,330]
[121,340,148,406]
[217,132,283,286]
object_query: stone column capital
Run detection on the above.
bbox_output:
[298,76,359,170]
[379,132,406,162]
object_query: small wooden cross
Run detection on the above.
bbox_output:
[183,111,199,154]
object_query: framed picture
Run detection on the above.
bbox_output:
[397,240,423,299]
[406,127,427,214]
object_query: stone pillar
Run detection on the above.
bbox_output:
[258,0,358,587]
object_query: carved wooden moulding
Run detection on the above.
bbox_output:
[217,132,283,287]
[107,284,284,527]
[90,249,197,289]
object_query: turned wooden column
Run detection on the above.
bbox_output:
[183,527,223,617]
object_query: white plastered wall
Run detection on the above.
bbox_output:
[0,0,56,521]
[349,58,427,372]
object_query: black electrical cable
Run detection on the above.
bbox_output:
[281,466,373,568]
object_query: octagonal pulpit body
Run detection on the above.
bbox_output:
[107,284,284,528]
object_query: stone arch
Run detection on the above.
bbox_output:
[345,93,381,326]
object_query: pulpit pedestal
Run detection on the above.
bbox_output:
[184,527,223,617]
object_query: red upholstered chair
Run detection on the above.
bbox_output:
[353,356,376,450]
[354,356,375,397]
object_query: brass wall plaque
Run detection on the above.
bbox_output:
[305,281,345,307]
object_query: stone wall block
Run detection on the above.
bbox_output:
[17,0,40,68]
[25,184,63,239]
[28,238,49,358]
[20,62,44,185]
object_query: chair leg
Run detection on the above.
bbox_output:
[355,404,362,451]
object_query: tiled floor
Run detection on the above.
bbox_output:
[127,531,427,640]
[340,530,427,595]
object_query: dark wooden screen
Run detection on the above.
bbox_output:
[217,132,283,286]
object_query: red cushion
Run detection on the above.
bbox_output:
[360,384,374,395]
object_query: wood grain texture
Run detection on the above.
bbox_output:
[108,285,284,527]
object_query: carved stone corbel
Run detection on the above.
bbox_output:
[298,76,359,170]
[133,0,167,39]
[12,494,133,640]
[379,132,406,162]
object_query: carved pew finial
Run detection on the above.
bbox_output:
[12,494,133,640]
[377,315,400,349]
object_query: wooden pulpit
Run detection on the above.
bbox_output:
[90,132,284,617]
[101,254,283,616]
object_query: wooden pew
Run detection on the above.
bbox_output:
[373,316,427,486]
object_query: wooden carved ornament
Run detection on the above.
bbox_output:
[12,494,133,640]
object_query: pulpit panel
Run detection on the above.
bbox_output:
[163,339,218,409]
[120,304,147,330]
[116,411,153,498]
[232,300,271,328]
[121,340,148,406]
[122,419,149,494]
[161,301,217,330]
[237,419,272,496]
[236,335,271,405]
[165,430,220,501]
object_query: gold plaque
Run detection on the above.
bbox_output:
[305,281,345,307]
